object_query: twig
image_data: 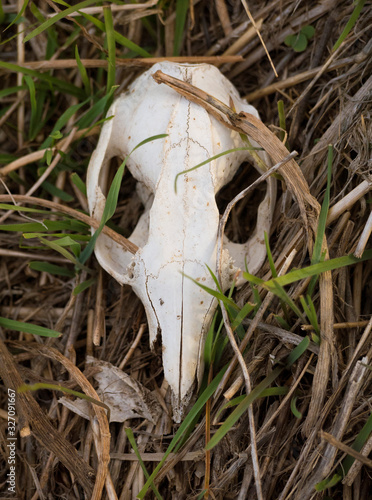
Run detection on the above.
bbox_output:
[320,431,372,469]
[240,0,277,77]
[302,320,370,330]
[47,0,158,16]
[8,55,244,71]
[327,180,371,225]
[118,324,146,370]
[0,194,138,254]
[354,210,372,258]
[215,0,232,37]
[343,433,372,485]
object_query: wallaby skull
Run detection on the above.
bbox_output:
[87,62,276,421]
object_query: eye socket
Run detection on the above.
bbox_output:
[215,161,266,244]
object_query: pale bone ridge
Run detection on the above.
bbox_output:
[86,62,276,422]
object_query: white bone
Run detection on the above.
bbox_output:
[87,62,276,421]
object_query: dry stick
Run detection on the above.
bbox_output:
[327,180,371,224]
[354,210,372,258]
[288,6,336,142]
[320,431,372,469]
[302,320,370,330]
[217,248,297,403]
[90,418,119,500]
[215,0,233,36]
[48,0,158,16]
[211,354,313,494]
[93,268,106,347]
[10,55,243,71]
[0,90,27,129]
[110,451,204,462]
[288,40,344,116]
[118,323,146,370]
[344,433,372,486]
[0,194,138,254]
[240,0,278,77]
[222,19,262,57]
[0,248,69,262]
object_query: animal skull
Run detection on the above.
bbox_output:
[87,62,276,421]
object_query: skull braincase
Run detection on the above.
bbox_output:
[87,62,276,421]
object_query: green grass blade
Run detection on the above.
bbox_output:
[311,145,332,265]
[339,410,372,477]
[42,181,74,202]
[40,100,87,149]
[23,75,38,139]
[308,145,333,296]
[75,45,91,97]
[277,100,289,148]
[103,6,116,100]
[23,0,98,42]
[174,147,258,193]
[77,87,116,129]
[333,0,366,51]
[290,395,302,418]
[173,0,189,56]
[5,0,29,30]
[0,61,84,99]
[205,264,223,293]
[0,85,27,98]
[272,281,305,321]
[29,261,75,277]
[38,236,78,264]
[70,172,87,196]
[0,2,5,23]
[244,250,372,291]
[73,278,97,295]
[80,11,151,58]
[223,387,289,410]
[231,301,255,330]
[264,231,277,278]
[125,428,163,500]
[0,317,61,337]
[205,337,310,450]
[183,273,239,311]
[0,204,50,214]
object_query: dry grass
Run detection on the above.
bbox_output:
[0,1,371,499]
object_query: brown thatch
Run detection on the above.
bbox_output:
[0,1,371,499]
